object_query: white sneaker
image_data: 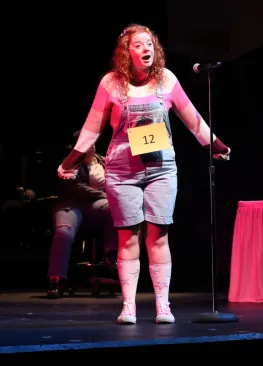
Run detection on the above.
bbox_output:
[117,302,136,324]
[156,302,175,323]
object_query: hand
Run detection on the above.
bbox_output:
[213,147,231,161]
[57,165,78,180]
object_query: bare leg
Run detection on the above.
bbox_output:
[145,222,175,323]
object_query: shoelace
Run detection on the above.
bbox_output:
[157,301,171,314]
[121,302,135,315]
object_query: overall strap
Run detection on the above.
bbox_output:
[156,84,164,99]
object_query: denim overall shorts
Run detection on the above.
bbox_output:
[105,85,178,227]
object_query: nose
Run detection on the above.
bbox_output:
[143,43,150,51]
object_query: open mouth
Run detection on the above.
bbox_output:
[142,55,151,61]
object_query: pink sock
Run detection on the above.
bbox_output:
[149,262,172,303]
[117,259,140,304]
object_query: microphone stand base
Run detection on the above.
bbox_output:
[191,311,239,323]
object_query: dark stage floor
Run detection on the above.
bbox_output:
[0,290,263,361]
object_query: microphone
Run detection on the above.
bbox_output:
[193,62,222,73]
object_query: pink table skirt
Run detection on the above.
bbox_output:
[228,201,263,303]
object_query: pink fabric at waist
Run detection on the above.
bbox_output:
[238,200,263,208]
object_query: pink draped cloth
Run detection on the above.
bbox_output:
[228,201,263,303]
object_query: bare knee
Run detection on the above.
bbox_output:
[117,225,141,260]
[145,223,171,263]
[145,223,168,248]
[121,234,139,247]
[146,235,168,248]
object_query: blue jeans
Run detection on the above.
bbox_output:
[48,199,117,279]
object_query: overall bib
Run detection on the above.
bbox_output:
[105,85,178,227]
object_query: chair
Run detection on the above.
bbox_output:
[68,224,120,297]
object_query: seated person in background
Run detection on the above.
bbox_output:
[47,132,118,298]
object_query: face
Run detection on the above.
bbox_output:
[129,32,154,71]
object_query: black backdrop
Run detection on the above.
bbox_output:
[1,2,262,291]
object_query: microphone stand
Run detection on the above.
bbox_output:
[191,65,238,323]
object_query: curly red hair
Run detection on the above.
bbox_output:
[112,24,165,97]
